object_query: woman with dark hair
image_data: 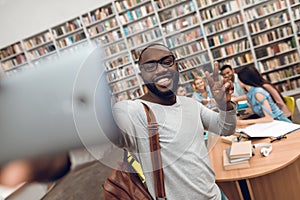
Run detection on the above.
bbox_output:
[237,67,292,126]
[246,66,291,118]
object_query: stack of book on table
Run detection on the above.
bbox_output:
[223,141,253,170]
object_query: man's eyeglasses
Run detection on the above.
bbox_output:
[140,55,175,72]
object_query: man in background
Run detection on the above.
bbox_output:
[219,63,246,103]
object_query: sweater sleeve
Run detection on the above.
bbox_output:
[200,102,237,136]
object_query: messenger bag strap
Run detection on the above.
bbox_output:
[141,103,167,200]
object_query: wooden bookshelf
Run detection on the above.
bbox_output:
[2,0,300,99]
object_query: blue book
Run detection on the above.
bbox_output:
[127,11,133,21]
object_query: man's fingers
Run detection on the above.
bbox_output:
[224,81,234,94]
[213,61,219,81]
[0,160,32,187]
[205,71,214,86]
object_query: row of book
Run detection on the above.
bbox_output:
[106,65,135,83]
[27,44,56,61]
[111,76,139,93]
[114,86,144,102]
[155,0,181,9]
[244,0,286,21]
[258,52,299,72]
[252,26,293,46]
[204,14,243,35]
[207,28,246,47]
[123,16,158,37]
[197,0,224,8]
[166,28,203,48]
[276,78,300,92]
[115,0,148,12]
[255,40,296,59]
[266,65,300,83]
[0,43,23,60]
[179,68,206,84]
[218,52,253,67]
[178,53,210,72]
[127,28,162,48]
[290,0,300,5]
[24,32,52,50]
[103,41,127,57]
[97,30,122,46]
[52,18,82,38]
[162,14,198,35]
[292,6,300,19]
[248,12,289,34]
[87,18,118,37]
[173,41,206,59]
[83,6,115,27]
[106,54,131,70]
[131,47,144,61]
[158,2,195,22]
[211,40,250,59]
[119,4,154,25]
[1,53,27,70]
[199,0,239,21]
[56,32,86,48]
[89,6,114,24]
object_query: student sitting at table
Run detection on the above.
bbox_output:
[218,62,246,103]
[237,67,292,126]
[192,76,216,109]
[246,65,292,119]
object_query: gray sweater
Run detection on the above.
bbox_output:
[112,96,236,200]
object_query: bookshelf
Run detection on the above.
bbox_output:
[23,30,57,64]
[51,17,87,50]
[2,0,300,100]
[0,42,27,73]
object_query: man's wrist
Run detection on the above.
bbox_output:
[218,101,236,111]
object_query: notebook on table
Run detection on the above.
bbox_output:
[236,120,300,138]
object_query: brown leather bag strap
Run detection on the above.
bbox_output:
[141,103,166,200]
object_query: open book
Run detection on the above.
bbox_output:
[236,120,300,138]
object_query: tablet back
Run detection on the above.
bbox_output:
[0,44,119,165]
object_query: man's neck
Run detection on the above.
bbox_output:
[139,92,176,106]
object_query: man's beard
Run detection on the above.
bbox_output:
[144,73,179,98]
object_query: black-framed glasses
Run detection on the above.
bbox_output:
[140,55,175,72]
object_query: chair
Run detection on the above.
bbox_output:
[283,96,295,119]
[296,98,300,113]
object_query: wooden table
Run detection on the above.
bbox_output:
[209,130,300,200]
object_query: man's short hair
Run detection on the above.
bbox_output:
[219,64,233,72]
[137,43,172,65]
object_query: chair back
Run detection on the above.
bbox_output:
[296,98,300,113]
[283,96,295,115]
